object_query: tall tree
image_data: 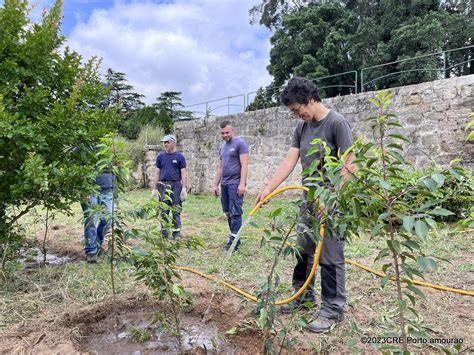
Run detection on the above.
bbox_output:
[101,68,145,111]
[153,91,193,122]
[261,0,473,94]
[245,87,279,111]
[0,0,114,253]
[249,0,337,29]
[101,68,145,139]
[267,3,358,97]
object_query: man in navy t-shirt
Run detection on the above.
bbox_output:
[152,134,188,239]
[212,121,249,251]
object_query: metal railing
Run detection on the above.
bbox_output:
[183,45,472,118]
[361,45,473,92]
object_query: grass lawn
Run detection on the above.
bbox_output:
[1,189,473,353]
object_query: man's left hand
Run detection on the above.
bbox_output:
[237,183,246,197]
[180,188,188,202]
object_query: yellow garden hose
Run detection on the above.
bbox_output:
[111,185,474,298]
[177,185,474,298]
[344,259,474,296]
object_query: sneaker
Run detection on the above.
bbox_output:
[86,253,98,264]
[281,297,315,314]
[172,232,181,240]
[307,314,344,333]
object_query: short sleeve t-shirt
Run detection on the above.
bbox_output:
[219,137,249,185]
[291,110,353,184]
[156,151,186,181]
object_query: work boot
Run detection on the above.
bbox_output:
[281,296,315,314]
[224,236,241,252]
[172,231,181,240]
[86,253,98,264]
[97,246,106,257]
[307,314,345,333]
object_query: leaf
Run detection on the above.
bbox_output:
[306,146,320,157]
[387,143,404,150]
[375,247,390,261]
[407,285,426,299]
[226,327,237,335]
[424,217,437,229]
[371,223,385,236]
[408,306,419,318]
[418,257,438,272]
[369,98,380,107]
[402,215,415,233]
[465,132,473,143]
[258,309,268,329]
[346,338,359,347]
[387,240,401,254]
[379,179,392,191]
[429,208,454,216]
[366,157,377,168]
[386,121,403,127]
[388,133,411,143]
[402,240,420,251]
[422,178,437,192]
[405,293,416,307]
[380,275,390,288]
[270,208,283,217]
[352,199,361,218]
[414,220,428,239]
[431,173,445,187]
[416,256,427,272]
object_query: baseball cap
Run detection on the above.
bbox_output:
[160,134,177,143]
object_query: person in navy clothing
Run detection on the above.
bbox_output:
[212,121,249,251]
[152,134,188,239]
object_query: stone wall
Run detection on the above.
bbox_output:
[142,75,473,194]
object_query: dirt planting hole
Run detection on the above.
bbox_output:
[77,309,238,354]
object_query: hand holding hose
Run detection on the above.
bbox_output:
[254,187,272,208]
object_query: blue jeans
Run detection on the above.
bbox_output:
[81,192,113,255]
[158,181,182,237]
[220,183,243,236]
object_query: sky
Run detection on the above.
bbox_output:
[32,0,272,114]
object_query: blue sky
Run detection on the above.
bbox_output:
[32,0,272,114]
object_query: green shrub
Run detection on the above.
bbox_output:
[117,125,164,169]
[394,165,473,222]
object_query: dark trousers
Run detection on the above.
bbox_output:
[220,183,244,237]
[293,202,346,319]
[158,181,182,237]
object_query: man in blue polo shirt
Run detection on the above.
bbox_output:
[152,134,188,239]
[212,121,249,251]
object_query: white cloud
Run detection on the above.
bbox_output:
[66,0,272,112]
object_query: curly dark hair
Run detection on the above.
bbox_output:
[280,77,321,105]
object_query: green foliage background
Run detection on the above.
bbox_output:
[252,0,473,100]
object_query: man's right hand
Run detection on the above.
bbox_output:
[212,185,219,197]
[254,187,272,208]
[151,189,158,198]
